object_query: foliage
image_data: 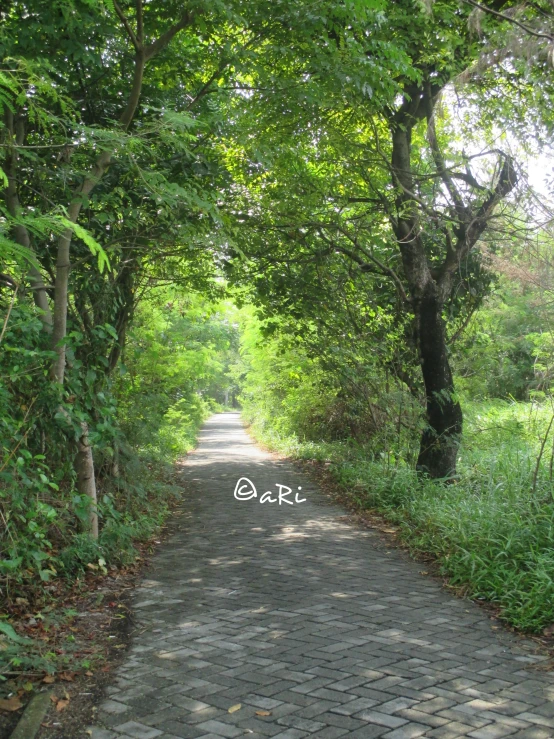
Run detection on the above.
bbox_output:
[117,291,239,459]
[237,293,554,633]
[2,0,554,671]
[0,0,248,604]
[0,290,237,598]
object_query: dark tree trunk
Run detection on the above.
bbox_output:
[415,289,462,479]
[389,117,463,479]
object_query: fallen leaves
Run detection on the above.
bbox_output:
[51,691,70,712]
[0,696,23,712]
[228,703,241,713]
[255,710,271,716]
[0,539,145,733]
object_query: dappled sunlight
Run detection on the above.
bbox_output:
[186,444,268,465]
[269,518,362,542]
[207,558,244,566]
[92,413,554,739]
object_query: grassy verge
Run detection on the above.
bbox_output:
[244,399,554,634]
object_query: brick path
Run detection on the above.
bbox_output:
[90,413,554,739]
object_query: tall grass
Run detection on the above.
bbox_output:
[246,399,554,633]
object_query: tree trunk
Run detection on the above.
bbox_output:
[3,110,53,331]
[385,82,516,479]
[389,118,462,478]
[47,53,146,541]
[49,49,146,383]
[46,12,195,535]
[75,422,99,539]
[415,289,462,479]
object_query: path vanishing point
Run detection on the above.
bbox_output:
[90,413,554,739]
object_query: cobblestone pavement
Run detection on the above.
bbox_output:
[90,413,554,739]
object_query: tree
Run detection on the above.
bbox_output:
[0,0,234,534]
[224,0,519,478]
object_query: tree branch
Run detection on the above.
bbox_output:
[438,155,518,296]
[145,11,195,61]
[462,0,554,41]
[136,0,144,45]
[333,225,410,305]
[425,87,467,218]
[113,0,141,53]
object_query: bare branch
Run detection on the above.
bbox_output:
[113,0,141,53]
[462,0,554,41]
[438,155,518,294]
[425,88,466,217]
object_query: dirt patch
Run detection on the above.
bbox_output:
[0,464,195,739]
[0,519,182,739]
[34,576,135,739]
[0,562,139,739]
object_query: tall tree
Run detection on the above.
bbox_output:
[224,0,518,477]
[0,0,234,534]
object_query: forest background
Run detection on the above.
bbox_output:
[2,0,554,680]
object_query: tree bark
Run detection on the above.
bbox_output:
[415,287,462,478]
[49,4,197,380]
[75,421,98,539]
[49,48,145,384]
[387,87,516,478]
[389,103,464,479]
[48,50,146,541]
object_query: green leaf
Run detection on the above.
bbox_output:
[0,234,39,267]
[0,622,30,644]
[59,218,111,273]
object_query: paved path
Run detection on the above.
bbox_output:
[91,413,554,739]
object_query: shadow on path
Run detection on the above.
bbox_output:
[90,413,554,739]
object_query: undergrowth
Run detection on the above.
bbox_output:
[0,293,233,678]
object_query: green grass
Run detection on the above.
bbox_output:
[245,399,554,633]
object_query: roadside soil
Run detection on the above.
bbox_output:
[0,503,186,739]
